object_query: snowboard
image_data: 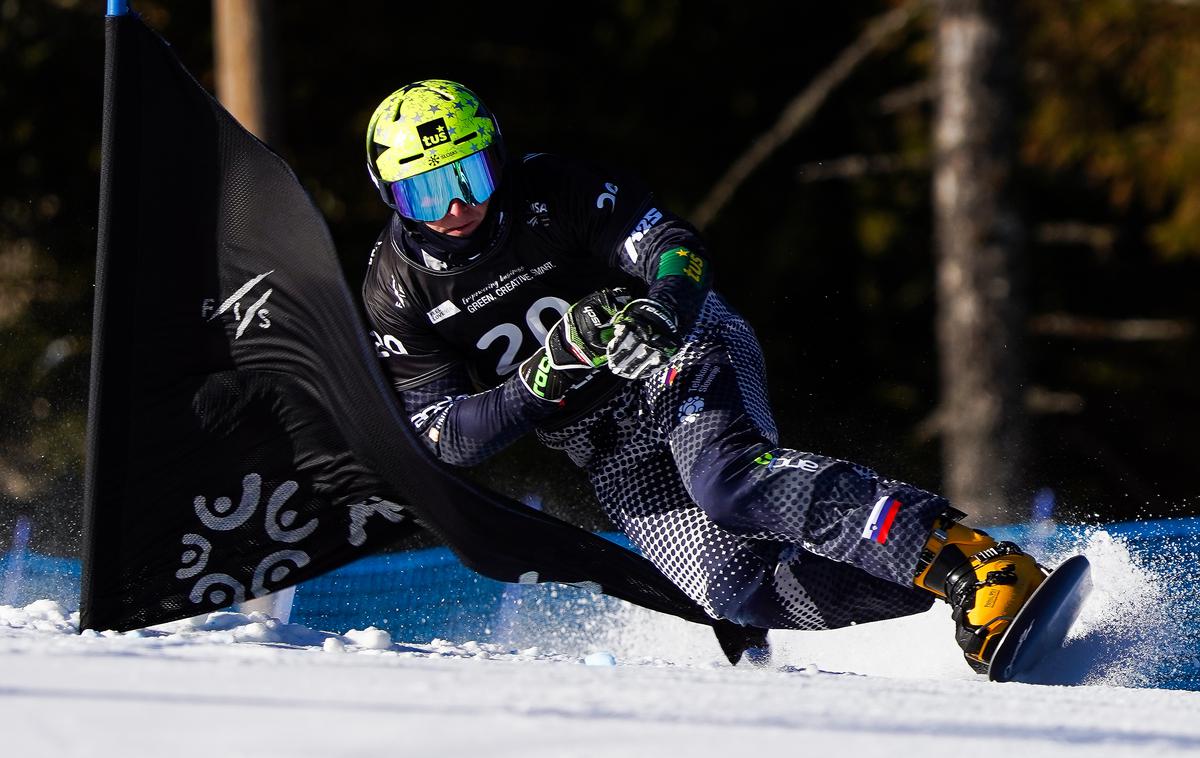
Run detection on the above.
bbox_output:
[987,554,1093,684]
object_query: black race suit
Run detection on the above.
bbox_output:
[362,153,941,630]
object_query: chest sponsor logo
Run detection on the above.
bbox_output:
[418,118,450,149]
[622,207,663,263]
[201,270,274,339]
[459,260,557,314]
[427,299,462,324]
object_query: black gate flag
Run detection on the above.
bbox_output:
[83,11,745,644]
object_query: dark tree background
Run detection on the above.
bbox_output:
[3,0,1200,556]
[932,0,1028,522]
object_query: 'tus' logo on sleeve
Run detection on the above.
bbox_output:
[656,247,707,287]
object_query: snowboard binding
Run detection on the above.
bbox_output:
[914,508,1048,673]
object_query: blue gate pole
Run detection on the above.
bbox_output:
[107,0,129,16]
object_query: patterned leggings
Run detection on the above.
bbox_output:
[538,294,943,630]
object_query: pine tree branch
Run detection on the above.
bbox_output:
[877,79,936,113]
[1029,313,1193,342]
[1034,222,1116,253]
[691,0,927,229]
[796,152,927,182]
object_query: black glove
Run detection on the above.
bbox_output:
[518,288,629,402]
[606,297,680,379]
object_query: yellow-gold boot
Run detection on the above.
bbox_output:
[914,509,1047,673]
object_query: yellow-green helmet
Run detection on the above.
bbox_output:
[366,79,504,221]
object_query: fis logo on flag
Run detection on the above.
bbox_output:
[201,270,274,339]
[862,495,902,544]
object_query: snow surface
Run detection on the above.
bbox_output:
[3,531,1199,757]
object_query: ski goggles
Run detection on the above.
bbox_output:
[389,148,502,222]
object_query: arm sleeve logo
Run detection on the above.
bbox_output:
[656,247,707,287]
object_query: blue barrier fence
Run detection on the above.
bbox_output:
[3,518,1196,689]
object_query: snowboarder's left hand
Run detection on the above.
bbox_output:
[606,298,680,379]
[517,288,629,402]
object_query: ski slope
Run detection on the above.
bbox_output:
[2,531,1198,757]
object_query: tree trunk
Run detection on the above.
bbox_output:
[932,0,1028,523]
[212,0,281,147]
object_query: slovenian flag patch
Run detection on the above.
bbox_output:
[862,495,902,544]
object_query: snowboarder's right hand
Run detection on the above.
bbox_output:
[549,287,630,371]
[517,288,629,402]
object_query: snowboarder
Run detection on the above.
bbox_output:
[361,79,1044,673]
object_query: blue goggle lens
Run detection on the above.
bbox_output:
[390,149,502,222]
